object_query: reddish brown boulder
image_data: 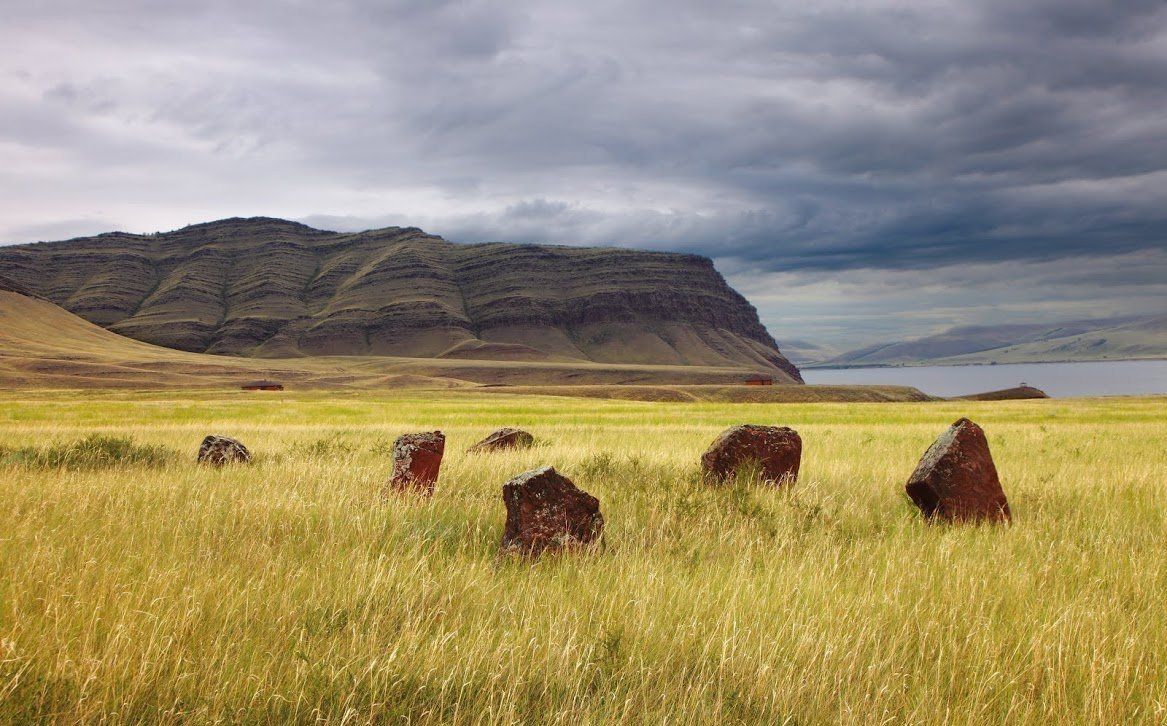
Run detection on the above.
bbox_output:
[197,435,251,466]
[501,466,604,556]
[906,418,1011,523]
[700,424,801,486]
[468,427,535,453]
[387,431,445,495]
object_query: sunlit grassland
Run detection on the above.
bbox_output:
[1,390,1165,724]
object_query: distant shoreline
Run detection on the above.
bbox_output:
[803,356,1167,371]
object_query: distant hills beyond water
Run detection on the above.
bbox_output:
[799,317,1167,367]
[0,217,800,382]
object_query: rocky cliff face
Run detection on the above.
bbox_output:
[0,217,801,381]
[0,274,37,297]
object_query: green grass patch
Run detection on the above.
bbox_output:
[0,434,175,469]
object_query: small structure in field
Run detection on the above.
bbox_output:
[241,380,284,391]
[744,376,773,386]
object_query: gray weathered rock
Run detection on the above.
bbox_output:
[468,427,535,453]
[197,435,251,466]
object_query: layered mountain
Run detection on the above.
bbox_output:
[0,217,801,381]
[817,316,1167,367]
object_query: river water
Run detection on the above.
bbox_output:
[801,360,1167,398]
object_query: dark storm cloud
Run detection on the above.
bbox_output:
[296,0,1167,274]
[1,0,1165,343]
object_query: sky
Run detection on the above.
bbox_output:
[2,0,1165,348]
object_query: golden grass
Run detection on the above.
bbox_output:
[1,390,1164,723]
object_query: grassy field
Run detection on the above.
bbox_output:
[1,390,1164,724]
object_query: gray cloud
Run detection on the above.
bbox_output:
[730,248,1167,346]
[1,0,1165,345]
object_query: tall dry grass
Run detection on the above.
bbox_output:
[0,390,1164,723]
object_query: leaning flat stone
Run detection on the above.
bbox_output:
[700,424,801,486]
[197,435,251,466]
[387,431,445,495]
[501,466,604,556]
[468,427,535,453]
[906,417,1011,523]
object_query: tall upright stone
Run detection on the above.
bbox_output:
[701,424,801,486]
[387,431,445,495]
[501,466,604,556]
[906,418,1011,523]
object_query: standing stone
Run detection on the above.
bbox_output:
[906,418,1011,523]
[197,435,251,466]
[387,431,445,495]
[468,427,535,453]
[701,424,801,486]
[501,466,604,556]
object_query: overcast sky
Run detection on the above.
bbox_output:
[2,0,1165,347]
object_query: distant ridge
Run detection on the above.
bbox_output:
[814,317,1167,367]
[0,217,801,381]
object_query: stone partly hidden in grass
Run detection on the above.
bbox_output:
[701,424,802,486]
[388,431,445,495]
[197,435,252,466]
[906,417,1011,524]
[501,466,604,556]
[468,427,535,453]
